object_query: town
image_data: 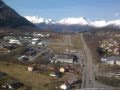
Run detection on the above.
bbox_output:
[0,31,84,90]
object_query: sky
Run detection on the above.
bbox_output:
[4,0,120,20]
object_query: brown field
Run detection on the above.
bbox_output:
[0,61,51,90]
[48,34,82,53]
[49,34,65,43]
[71,34,83,50]
[48,45,75,53]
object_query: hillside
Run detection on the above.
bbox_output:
[0,0,37,30]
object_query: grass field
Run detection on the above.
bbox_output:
[96,76,120,87]
[0,62,51,90]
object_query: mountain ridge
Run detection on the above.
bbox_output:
[0,0,37,30]
[25,16,120,28]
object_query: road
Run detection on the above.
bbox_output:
[80,33,96,89]
[80,33,116,90]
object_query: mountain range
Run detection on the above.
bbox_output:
[25,16,120,28]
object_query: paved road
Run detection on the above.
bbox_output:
[80,33,117,90]
[80,33,95,88]
[64,35,73,46]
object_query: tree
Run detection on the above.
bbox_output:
[96,47,107,56]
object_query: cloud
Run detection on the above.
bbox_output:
[114,13,119,16]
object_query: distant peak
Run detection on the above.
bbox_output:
[58,17,89,25]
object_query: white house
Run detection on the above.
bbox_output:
[106,56,120,65]
[101,57,107,62]
[37,34,44,37]
[37,42,43,46]
[31,38,39,45]
[9,39,21,45]
[28,66,34,71]
[31,41,36,45]
[33,33,44,37]
[107,59,115,65]
[32,38,39,41]
[45,34,50,37]
[116,60,120,65]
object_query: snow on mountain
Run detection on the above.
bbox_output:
[90,20,108,27]
[108,20,120,26]
[57,17,89,25]
[91,20,120,27]
[25,16,120,27]
[25,16,56,24]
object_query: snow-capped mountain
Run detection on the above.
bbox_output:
[25,16,56,24]
[108,20,120,26]
[57,17,89,25]
[25,16,120,28]
[90,20,108,27]
[90,20,120,27]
